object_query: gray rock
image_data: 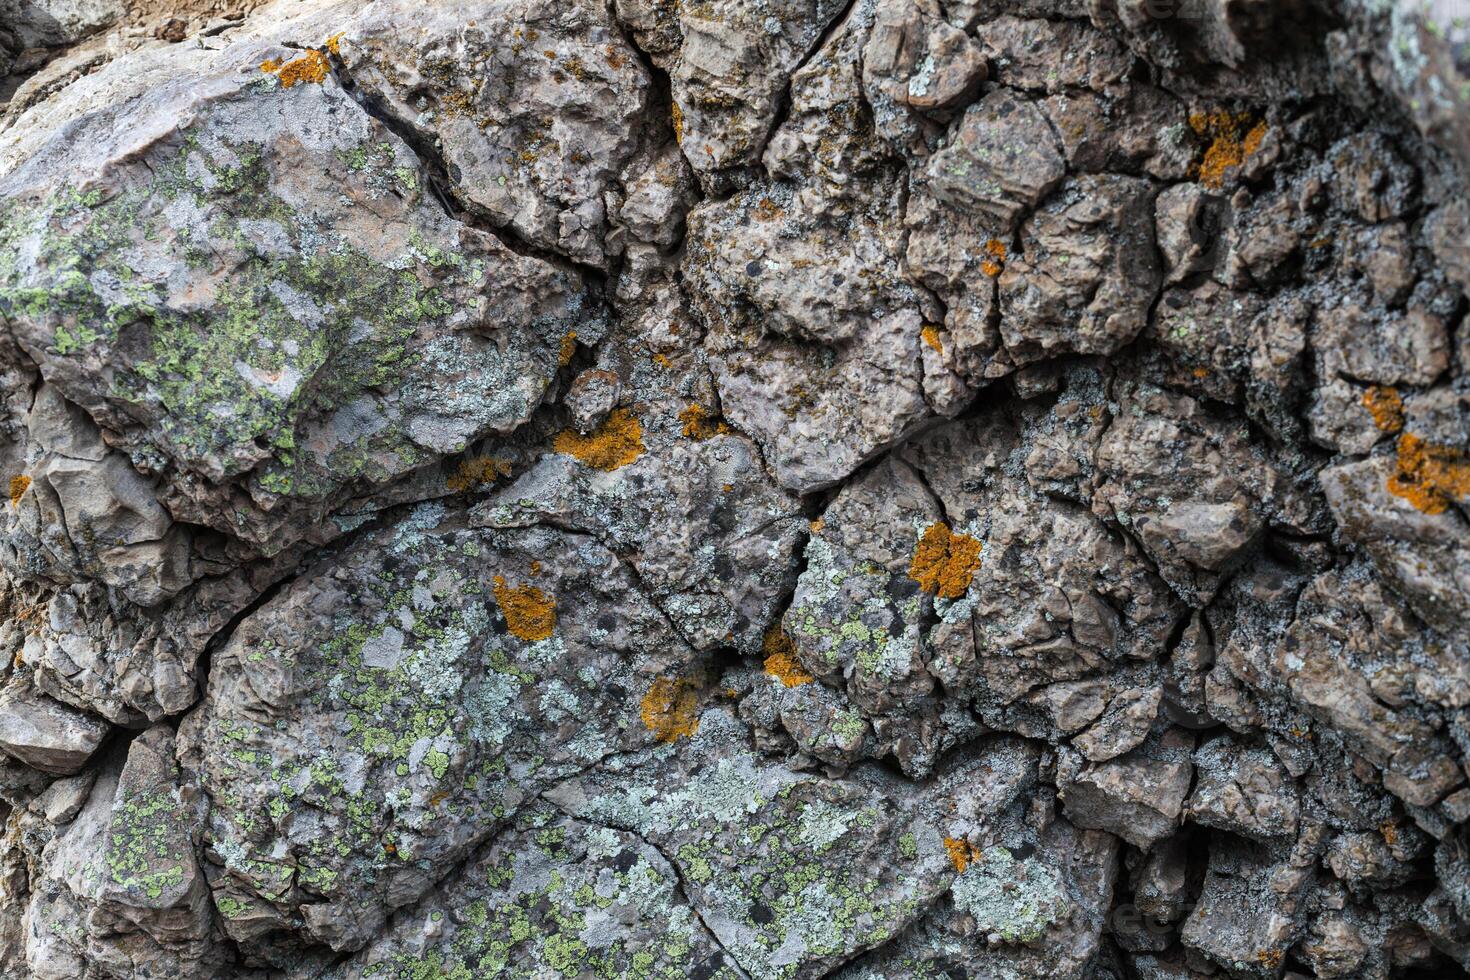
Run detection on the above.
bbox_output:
[0,0,1467,975]
[1186,735,1300,841]
[1057,729,1194,850]
[0,684,108,774]
[340,0,652,269]
[0,0,124,48]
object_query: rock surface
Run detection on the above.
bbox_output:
[0,0,1467,977]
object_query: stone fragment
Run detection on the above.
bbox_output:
[1058,729,1194,850]
[921,89,1065,227]
[997,174,1162,365]
[1180,827,1326,980]
[0,21,600,553]
[1186,735,1300,841]
[1073,685,1161,762]
[1096,383,1279,605]
[0,684,108,774]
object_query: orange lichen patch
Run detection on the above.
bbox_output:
[721,483,734,493]
[8,475,30,507]
[640,676,701,742]
[753,197,785,223]
[678,403,730,441]
[492,575,557,641]
[1242,119,1268,157]
[261,48,331,88]
[1386,433,1470,515]
[809,517,825,534]
[1191,366,1211,379]
[553,407,645,471]
[762,627,813,687]
[920,325,943,353]
[1379,819,1399,846]
[1361,385,1404,433]
[671,102,685,144]
[324,32,345,56]
[944,837,980,873]
[447,456,511,493]
[651,352,672,369]
[558,330,577,367]
[1189,111,1265,190]
[1255,950,1284,969]
[980,238,1007,277]
[909,523,984,600]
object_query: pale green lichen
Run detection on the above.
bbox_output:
[950,846,1069,944]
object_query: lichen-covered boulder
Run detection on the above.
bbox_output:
[177,504,709,954]
[0,20,600,554]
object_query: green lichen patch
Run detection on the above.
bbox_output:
[555,709,954,978]
[105,789,193,905]
[353,806,739,979]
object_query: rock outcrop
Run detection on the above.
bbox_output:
[0,0,1468,977]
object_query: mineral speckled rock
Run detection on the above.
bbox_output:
[0,0,1469,977]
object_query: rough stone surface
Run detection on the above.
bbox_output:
[0,0,1467,977]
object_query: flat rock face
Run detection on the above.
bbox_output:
[0,0,1468,978]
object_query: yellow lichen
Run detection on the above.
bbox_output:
[1191,366,1211,379]
[8,475,30,507]
[261,47,331,88]
[809,517,825,534]
[920,325,943,353]
[671,102,684,144]
[651,352,672,369]
[980,238,1008,278]
[1386,433,1470,515]
[1189,111,1266,190]
[447,456,511,493]
[678,403,730,441]
[909,523,983,600]
[492,575,557,641]
[944,837,979,873]
[640,676,700,742]
[324,32,345,56]
[558,330,577,367]
[1361,385,1404,434]
[553,407,645,471]
[762,627,812,687]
